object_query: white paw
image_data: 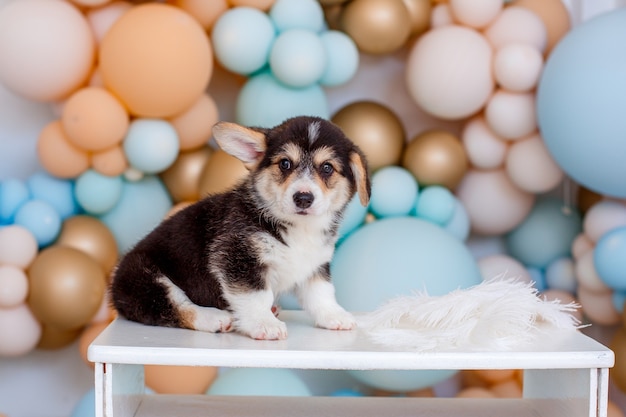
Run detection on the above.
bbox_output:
[316,310,356,331]
[193,308,233,333]
[238,316,288,340]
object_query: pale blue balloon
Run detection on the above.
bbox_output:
[269,29,326,88]
[27,172,78,219]
[236,71,329,128]
[505,198,582,269]
[207,368,311,396]
[337,194,368,240]
[594,225,626,291]
[212,7,276,75]
[0,179,29,224]
[612,291,626,313]
[269,0,325,33]
[369,167,418,219]
[75,170,123,215]
[99,176,172,254]
[414,185,455,226]
[331,217,482,391]
[319,31,359,87]
[70,388,95,417]
[545,257,577,294]
[123,119,179,174]
[443,198,470,241]
[527,267,547,291]
[537,8,626,198]
[13,200,61,247]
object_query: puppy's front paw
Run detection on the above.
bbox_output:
[193,308,233,333]
[238,316,288,340]
[316,310,356,331]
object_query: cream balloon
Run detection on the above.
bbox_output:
[578,286,621,326]
[485,90,537,140]
[477,254,533,283]
[575,251,610,293]
[493,43,544,92]
[449,0,502,28]
[484,6,547,53]
[582,201,626,242]
[461,116,508,169]
[505,134,563,193]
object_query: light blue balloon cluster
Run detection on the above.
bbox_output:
[123,119,180,175]
[595,226,626,302]
[338,166,470,242]
[0,173,79,247]
[211,0,359,127]
[207,368,312,396]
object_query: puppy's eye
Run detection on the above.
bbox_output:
[320,162,334,176]
[279,158,292,172]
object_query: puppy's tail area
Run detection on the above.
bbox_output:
[357,277,584,352]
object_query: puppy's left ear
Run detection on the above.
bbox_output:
[212,122,267,170]
[349,148,371,207]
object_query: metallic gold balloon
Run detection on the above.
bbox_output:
[332,101,405,171]
[198,149,248,196]
[37,325,82,350]
[402,130,468,189]
[28,246,106,330]
[340,0,412,54]
[402,0,432,37]
[56,215,118,274]
[160,146,212,203]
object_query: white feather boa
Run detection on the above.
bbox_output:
[357,278,583,352]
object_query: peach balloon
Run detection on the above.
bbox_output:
[0,304,42,357]
[571,233,593,260]
[608,400,626,417]
[578,287,621,326]
[38,121,90,178]
[145,365,218,394]
[62,87,130,152]
[575,251,610,294]
[449,0,502,28]
[161,147,212,203]
[79,321,110,368]
[484,6,547,53]
[72,0,113,7]
[511,0,570,56]
[485,90,537,140]
[37,325,82,350]
[91,145,129,177]
[169,0,228,29]
[0,265,29,308]
[88,67,105,88]
[99,3,213,117]
[490,379,522,398]
[229,0,276,10]
[456,387,496,398]
[86,1,133,44]
[505,134,563,193]
[430,4,453,28]
[461,116,508,170]
[170,94,219,151]
[0,0,95,102]
[0,225,38,269]
[406,25,494,120]
[477,254,532,283]
[473,369,517,384]
[456,168,535,235]
[583,201,626,243]
[198,150,248,196]
[493,43,544,93]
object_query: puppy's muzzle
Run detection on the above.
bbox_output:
[293,191,314,209]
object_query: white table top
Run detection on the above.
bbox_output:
[88,311,614,370]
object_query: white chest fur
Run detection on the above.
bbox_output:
[256,220,335,295]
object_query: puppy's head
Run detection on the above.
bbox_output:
[212,116,370,223]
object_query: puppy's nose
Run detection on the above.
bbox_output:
[293,192,314,209]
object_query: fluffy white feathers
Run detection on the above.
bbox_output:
[358,278,583,352]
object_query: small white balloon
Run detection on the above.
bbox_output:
[485,90,537,140]
[461,116,508,169]
[494,43,544,92]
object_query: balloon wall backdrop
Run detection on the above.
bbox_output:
[1,0,626,415]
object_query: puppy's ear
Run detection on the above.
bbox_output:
[212,122,267,170]
[349,148,371,207]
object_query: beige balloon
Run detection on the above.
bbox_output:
[160,146,212,203]
[198,149,248,196]
[332,101,405,171]
[37,325,82,350]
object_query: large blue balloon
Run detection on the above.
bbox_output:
[207,368,311,396]
[537,8,626,198]
[594,225,626,291]
[331,216,482,391]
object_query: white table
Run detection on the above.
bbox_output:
[88,310,614,417]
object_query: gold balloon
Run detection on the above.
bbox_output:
[340,0,412,54]
[28,246,106,330]
[160,146,212,203]
[56,215,118,274]
[79,321,110,368]
[611,328,626,393]
[37,325,82,350]
[402,130,468,190]
[332,101,405,171]
[402,0,432,37]
[198,149,248,196]
[145,365,218,394]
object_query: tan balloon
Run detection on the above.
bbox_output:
[91,145,128,177]
[401,0,432,37]
[332,101,405,171]
[79,321,110,368]
[36,325,82,350]
[56,215,119,274]
[161,146,212,203]
[402,130,468,189]
[611,328,626,393]
[340,0,412,54]
[145,365,218,394]
[170,94,219,151]
[37,120,90,179]
[198,149,248,196]
[28,246,106,330]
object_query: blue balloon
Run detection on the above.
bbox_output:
[270,29,327,88]
[75,170,123,215]
[236,71,329,128]
[27,172,79,219]
[537,8,626,198]
[13,199,61,247]
[369,166,418,219]
[505,198,582,269]
[0,179,29,224]
[207,368,311,396]
[443,198,470,241]
[594,225,626,291]
[70,388,95,417]
[545,257,577,294]
[337,194,368,240]
[527,267,547,292]
[269,0,325,33]
[319,31,359,87]
[612,291,626,313]
[331,389,364,397]
[99,176,172,254]
[414,185,455,226]
[331,216,481,391]
[123,119,179,174]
